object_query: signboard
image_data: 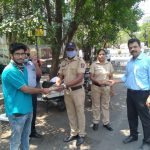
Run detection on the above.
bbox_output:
[35,26,45,37]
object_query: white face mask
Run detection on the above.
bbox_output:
[24,58,29,63]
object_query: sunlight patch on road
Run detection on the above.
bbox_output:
[1,130,11,138]
[59,128,65,132]
[68,141,91,150]
[30,145,38,149]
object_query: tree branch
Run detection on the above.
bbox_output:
[44,0,52,25]
[62,0,87,43]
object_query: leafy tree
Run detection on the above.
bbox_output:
[74,0,143,62]
[0,0,144,76]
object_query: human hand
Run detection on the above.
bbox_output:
[146,96,150,107]
[50,85,64,92]
[98,80,110,86]
[55,85,64,92]
[108,80,116,86]
[104,80,112,85]
[42,88,51,94]
[98,80,106,85]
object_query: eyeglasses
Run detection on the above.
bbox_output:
[26,53,30,56]
[13,53,26,57]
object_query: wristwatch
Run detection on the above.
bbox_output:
[62,84,67,89]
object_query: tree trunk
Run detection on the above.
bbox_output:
[50,46,60,78]
[6,32,17,45]
[49,0,62,78]
[83,45,92,62]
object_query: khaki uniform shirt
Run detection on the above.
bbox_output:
[58,56,86,86]
[90,60,114,81]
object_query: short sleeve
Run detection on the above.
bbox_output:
[89,63,95,74]
[109,63,114,73]
[77,59,86,73]
[6,71,26,89]
[58,61,64,75]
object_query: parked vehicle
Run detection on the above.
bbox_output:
[41,80,65,111]
[84,68,92,102]
[144,48,150,57]
[41,63,51,74]
[84,68,91,91]
[40,58,52,74]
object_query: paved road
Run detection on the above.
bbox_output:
[0,74,144,150]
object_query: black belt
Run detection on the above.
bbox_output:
[68,85,83,91]
[93,82,108,87]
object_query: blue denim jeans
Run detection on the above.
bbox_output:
[8,113,33,150]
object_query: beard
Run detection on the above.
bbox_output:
[13,59,24,65]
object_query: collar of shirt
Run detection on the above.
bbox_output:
[130,52,144,61]
[95,60,108,64]
[10,60,25,71]
[65,56,78,62]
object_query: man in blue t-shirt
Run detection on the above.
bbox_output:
[2,43,50,150]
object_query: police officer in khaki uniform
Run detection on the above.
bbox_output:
[58,42,86,146]
[90,49,114,131]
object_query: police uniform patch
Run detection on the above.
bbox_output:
[81,63,85,68]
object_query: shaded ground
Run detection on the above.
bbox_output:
[0,74,143,150]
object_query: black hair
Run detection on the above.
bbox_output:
[97,49,106,55]
[9,42,27,54]
[128,38,141,47]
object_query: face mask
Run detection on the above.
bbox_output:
[24,58,29,63]
[66,50,77,58]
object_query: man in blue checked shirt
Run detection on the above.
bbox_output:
[110,38,150,150]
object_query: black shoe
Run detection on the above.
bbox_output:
[63,135,78,142]
[123,135,138,144]
[30,132,42,138]
[138,143,150,150]
[76,136,84,146]
[93,123,99,131]
[103,124,113,131]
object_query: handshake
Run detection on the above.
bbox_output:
[41,81,64,94]
[96,80,116,86]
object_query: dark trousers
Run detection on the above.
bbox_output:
[31,94,37,134]
[127,89,150,144]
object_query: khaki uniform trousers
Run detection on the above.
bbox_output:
[64,87,86,137]
[91,85,110,125]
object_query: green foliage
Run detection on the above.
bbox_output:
[138,22,150,47]
[0,0,145,76]
[75,0,143,49]
[0,0,143,45]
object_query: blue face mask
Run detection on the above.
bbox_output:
[66,50,77,58]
